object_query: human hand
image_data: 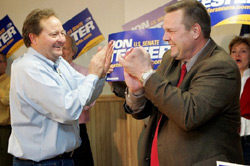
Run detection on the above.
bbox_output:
[123,70,144,94]
[102,41,114,77]
[107,64,114,74]
[118,47,152,80]
[88,41,113,78]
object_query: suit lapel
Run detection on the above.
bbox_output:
[163,57,181,87]
[194,39,217,66]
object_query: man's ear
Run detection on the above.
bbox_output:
[191,23,201,40]
[29,33,36,45]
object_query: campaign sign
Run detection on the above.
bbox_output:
[198,0,250,26]
[63,8,105,59]
[122,0,177,31]
[123,0,250,30]
[106,28,170,82]
[0,15,23,58]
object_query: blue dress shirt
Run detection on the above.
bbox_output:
[8,47,105,162]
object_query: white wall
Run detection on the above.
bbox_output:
[0,0,241,95]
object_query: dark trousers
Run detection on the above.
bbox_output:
[241,136,250,165]
[13,157,74,166]
[0,125,13,166]
[73,123,94,166]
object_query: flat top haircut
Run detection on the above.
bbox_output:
[165,0,211,38]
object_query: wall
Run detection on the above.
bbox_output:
[0,0,242,95]
[87,95,145,166]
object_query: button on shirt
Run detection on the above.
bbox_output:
[8,47,105,162]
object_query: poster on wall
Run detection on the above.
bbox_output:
[123,0,250,30]
[106,28,170,82]
[199,0,250,26]
[122,0,177,31]
[63,8,105,59]
[0,15,23,58]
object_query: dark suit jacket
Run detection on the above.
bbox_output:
[125,39,244,166]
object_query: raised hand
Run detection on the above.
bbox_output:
[88,41,113,78]
[123,70,144,94]
[118,47,152,80]
[102,41,114,77]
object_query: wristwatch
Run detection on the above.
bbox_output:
[140,69,154,84]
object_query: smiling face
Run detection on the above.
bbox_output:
[62,35,74,63]
[30,16,66,62]
[162,9,195,61]
[230,42,250,75]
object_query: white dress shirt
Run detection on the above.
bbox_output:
[8,47,105,162]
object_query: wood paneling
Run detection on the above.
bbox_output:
[86,95,145,166]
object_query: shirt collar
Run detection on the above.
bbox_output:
[184,38,211,72]
[28,47,62,70]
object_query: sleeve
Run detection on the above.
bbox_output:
[125,88,147,113]
[86,76,105,105]
[15,64,103,124]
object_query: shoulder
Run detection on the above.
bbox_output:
[196,39,237,71]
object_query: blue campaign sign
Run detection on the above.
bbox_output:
[198,0,250,26]
[0,15,23,58]
[107,28,170,82]
[63,8,104,59]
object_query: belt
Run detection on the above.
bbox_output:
[18,151,74,162]
[55,151,74,159]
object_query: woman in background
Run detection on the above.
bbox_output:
[229,36,250,165]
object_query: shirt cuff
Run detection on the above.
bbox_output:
[125,88,147,112]
[143,70,156,86]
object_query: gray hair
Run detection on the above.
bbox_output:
[65,34,78,57]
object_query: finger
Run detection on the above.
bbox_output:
[107,41,114,58]
[107,67,114,74]
[125,47,134,57]
[106,46,113,64]
[118,54,126,67]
